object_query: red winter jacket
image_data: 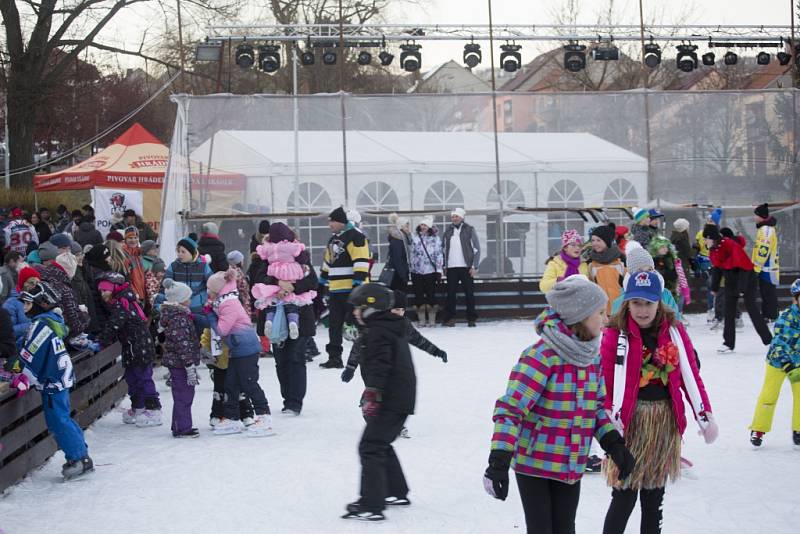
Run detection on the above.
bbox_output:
[709,237,753,271]
[600,315,712,436]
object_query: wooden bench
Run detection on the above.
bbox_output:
[0,343,124,493]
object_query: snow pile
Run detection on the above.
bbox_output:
[0,316,797,533]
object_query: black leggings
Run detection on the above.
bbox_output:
[516,473,581,534]
[411,273,438,306]
[603,487,665,534]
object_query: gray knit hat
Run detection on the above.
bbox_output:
[162,278,192,304]
[38,241,60,262]
[545,274,608,325]
[227,250,244,266]
[625,242,655,274]
[140,240,158,256]
[152,258,166,274]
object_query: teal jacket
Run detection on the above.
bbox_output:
[767,304,800,370]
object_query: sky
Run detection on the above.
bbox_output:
[93,0,792,75]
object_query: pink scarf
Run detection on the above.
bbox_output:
[559,251,582,280]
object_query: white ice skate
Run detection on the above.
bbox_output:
[716,345,735,354]
[122,408,143,424]
[209,416,222,428]
[242,416,256,427]
[213,418,244,435]
[135,409,163,427]
[289,322,299,339]
[246,415,276,437]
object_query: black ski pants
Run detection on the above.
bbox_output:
[603,487,665,534]
[516,473,581,534]
[358,412,409,513]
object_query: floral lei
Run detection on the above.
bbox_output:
[640,341,680,387]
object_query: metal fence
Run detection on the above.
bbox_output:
[162,89,800,274]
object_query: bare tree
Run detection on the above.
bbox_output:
[0,0,238,186]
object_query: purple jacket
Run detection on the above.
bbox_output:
[159,304,201,368]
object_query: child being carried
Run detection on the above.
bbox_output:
[251,222,316,340]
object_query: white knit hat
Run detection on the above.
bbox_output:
[673,218,690,232]
[419,215,434,228]
[163,278,192,304]
[451,207,466,218]
[347,209,362,224]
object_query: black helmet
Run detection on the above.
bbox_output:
[23,281,61,308]
[348,283,394,320]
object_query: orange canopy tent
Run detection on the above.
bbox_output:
[34,123,246,232]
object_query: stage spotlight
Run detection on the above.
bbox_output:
[322,50,337,65]
[563,43,587,72]
[591,44,619,61]
[500,44,522,72]
[258,44,280,73]
[723,51,738,66]
[702,52,715,66]
[463,43,482,68]
[676,44,698,72]
[777,51,791,65]
[301,50,315,66]
[643,43,661,68]
[757,52,771,65]
[379,50,395,66]
[357,51,372,65]
[235,44,255,68]
[400,43,422,72]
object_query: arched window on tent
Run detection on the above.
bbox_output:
[547,179,584,256]
[603,178,639,227]
[356,181,400,263]
[423,180,464,231]
[485,180,528,275]
[287,182,332,267]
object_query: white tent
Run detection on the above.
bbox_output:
[162,130,647,273]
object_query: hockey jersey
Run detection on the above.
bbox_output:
[751,220,780,285]
[3,219,39,254]
[19,311,73,391]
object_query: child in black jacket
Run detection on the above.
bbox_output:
[342,284,418,522]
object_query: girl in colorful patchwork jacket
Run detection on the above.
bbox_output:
[749,279,800,448]
[484,275,635,534]
[601,271,717,534]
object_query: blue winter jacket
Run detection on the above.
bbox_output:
[20,311,73,391]
[3,290,31,347]
[156,259,213,313]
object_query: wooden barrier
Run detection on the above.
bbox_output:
[406,272,798,321]
[0,343,124,493]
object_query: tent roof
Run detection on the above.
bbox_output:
[34,123,168,191]
[190,130,647,177]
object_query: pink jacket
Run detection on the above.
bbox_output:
[213,279,252,337]
[600,316,712,435]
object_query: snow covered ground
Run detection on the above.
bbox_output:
[1,315,798,534]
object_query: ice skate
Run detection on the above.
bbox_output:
[750,430,764,448]
[342,502,385,522]
[62,457,94,480]
[135,409,162,427]
[280,407,300,416]
[209,416,221,428]
[735,317,745,330]
[709,319,723,331]
[122,408,142,425]
[245,414,276,437]
[213,418,244,435]
[242,416,255,427]
[793,431,800,448]
[706,310,715,323]
[399,426,410,439]
[385,496,411,506]
[172,428,200,438]
[289,322,299,340]
[716,345,735,354]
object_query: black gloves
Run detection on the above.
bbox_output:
[483,450,513,501]
[435,349,448,363]
[600,430,636,481]
[341,365,356,383]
